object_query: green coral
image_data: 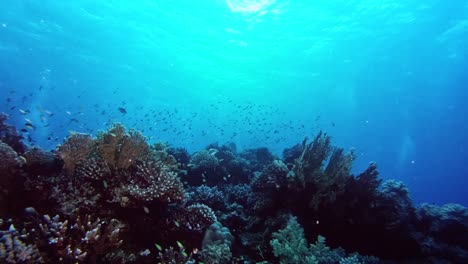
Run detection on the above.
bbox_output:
[200,242,232,264]
[270,216,318,264]
[309,235,343,263]
[270,216,377,264]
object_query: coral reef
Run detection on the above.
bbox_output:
[413,203,468,262]
[0,117,466,264]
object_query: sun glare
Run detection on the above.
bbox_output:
[227,0,276,13]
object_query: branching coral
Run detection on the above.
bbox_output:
[252,160,290,192]
[0,219,43,264]
[172,204,218,233]
[157,246,194,264]
[270,216,318,264]
[189,149,219,172]
[187,185,225,210]
[38,214,124,263]
[271,216,379,264]
[74,156,112,183]
[117,160,185,206]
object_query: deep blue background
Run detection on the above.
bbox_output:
[0,0,467,205]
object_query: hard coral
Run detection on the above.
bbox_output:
[0,219,43,264]
[118,160,185,206]
[96,123,151,169]
[173,204,218,233]
[252,160,290,192]
[414,203,468,262]
[56,132,94,176]
[189,149,219,171]
[39,214,124,263]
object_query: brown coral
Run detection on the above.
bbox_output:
[95,123,150,169]
[56,133,94,176]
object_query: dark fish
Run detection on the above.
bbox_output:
[68,118,80,124]
[118,107,127,114]
[25,123,36,130]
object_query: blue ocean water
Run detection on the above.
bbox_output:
[0,0,467,207]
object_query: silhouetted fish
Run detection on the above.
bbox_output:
[118,107,127,114]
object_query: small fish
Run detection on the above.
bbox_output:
[154,243,162,251]
[25,123,35,130]
[174,220,180,228]
[44,110,54,116]
[118,107,127,114]
[19,109,30,115]
[176,241,184,249]
[24,118,32,123]
[66,111,72,115]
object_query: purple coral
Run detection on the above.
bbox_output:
[0,219,43,263]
